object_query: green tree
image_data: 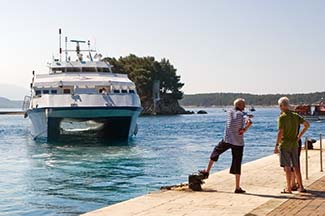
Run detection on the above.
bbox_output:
[103,54,184,101]
[159,58,184,99]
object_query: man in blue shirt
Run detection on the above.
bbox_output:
[201,98,253,193]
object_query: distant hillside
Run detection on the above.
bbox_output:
[0,83,29,100]
[0,97,23,108]
[180,92,325,107]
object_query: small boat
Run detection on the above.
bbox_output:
[250,106,256,112]
[312,99,325,120]
[293,99,325,121]
[23,29,142,140]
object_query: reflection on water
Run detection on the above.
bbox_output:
[1,108,325,215]
[24,138,144,215]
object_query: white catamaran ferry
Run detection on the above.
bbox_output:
[23,29,142,140]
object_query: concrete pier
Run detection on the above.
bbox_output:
[83,140,325,216]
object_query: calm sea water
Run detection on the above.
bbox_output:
[1,108,324,215]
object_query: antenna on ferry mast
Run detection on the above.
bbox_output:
[88,40,93,61]
[59,28,62,61]
[70,39,86,61]
[65,36,68,62]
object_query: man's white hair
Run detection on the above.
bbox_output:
[233,98,245,107]
[278,97,290,106]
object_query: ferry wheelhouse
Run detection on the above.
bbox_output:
[23,30,142,140]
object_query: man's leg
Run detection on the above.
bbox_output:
[291,168,297,189]
[284,168,296,190]
[291,172,296,188]
[293,166,304,190]
[279,148,293,192]
[235,174,240,190]
[204,140,231,174]
[284,166,292,192]
[206,159,214,173]
[292,146,305,191]
[230,145,244,191]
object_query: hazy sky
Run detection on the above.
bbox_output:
[0,0,324,99]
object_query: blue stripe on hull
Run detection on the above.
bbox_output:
[30,106,142,112]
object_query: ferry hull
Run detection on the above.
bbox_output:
[27,107,142,140]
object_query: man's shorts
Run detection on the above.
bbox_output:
[290,140,302,171]
[210,140,243,175]
[279,147,299,168]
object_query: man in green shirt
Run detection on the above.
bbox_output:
[274,97,310,193]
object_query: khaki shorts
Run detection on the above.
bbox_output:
[279,147,299,168]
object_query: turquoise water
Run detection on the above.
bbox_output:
[1,108,324,215]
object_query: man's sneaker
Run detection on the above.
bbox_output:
[234,188,246,193]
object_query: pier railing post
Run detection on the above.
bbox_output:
[305,138,308,180]
[320,134,323,172]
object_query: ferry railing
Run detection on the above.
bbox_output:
[22,96,31,111]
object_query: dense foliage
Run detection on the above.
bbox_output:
[180,92,325,106]
[104,55,184,101]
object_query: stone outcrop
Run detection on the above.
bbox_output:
[141,94,193,115]
[197,110,208,114]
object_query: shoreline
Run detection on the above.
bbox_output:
[0,111,24,115]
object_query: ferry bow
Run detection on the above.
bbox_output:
[23,29,142,140]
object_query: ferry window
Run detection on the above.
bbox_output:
[51,90,57,94]
[129,90,135,94]
[99,88,108,94]
[63,89,71,94]
[35,90,41,95]
[113,89,120,93]
[52,68,64,73]
[98,67,110,72]
[82,67,97,72]
[43,90,49,94]
[121,89,128,94]
[66,67,81,72]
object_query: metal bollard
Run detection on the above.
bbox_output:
[305,138,308,180]
[321,134,323,172]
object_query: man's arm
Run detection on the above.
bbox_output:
[239,118,253,135]
[274,129,283,154]
[244,118,253,132]
[298,120,310,140]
